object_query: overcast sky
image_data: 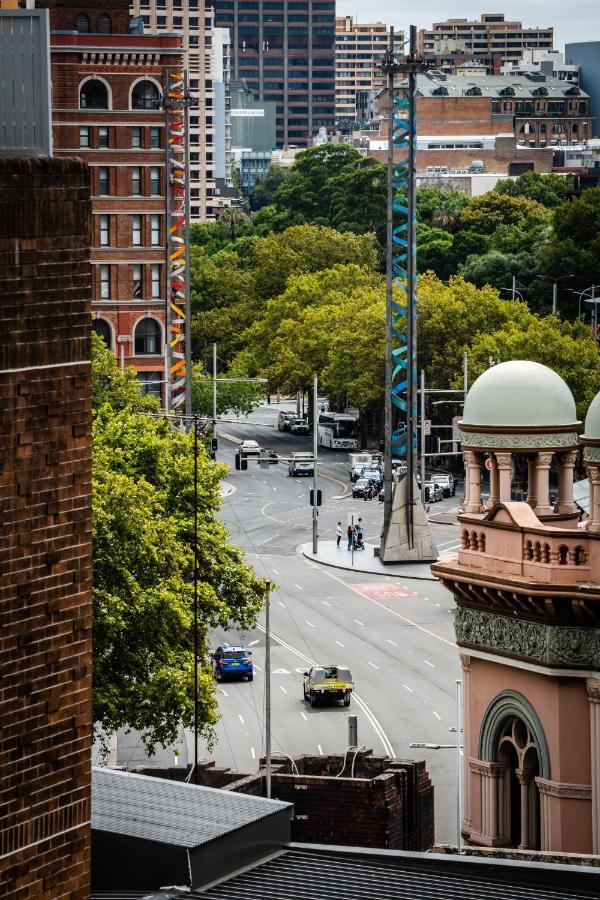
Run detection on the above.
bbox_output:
[335,2,599,52]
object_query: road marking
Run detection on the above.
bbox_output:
[424,659,435,668]
[322,569,455,648]
[280,685,288,694]
[272,569,279,575]
[256,623,394,757]
[238,714,245,724]
[249,639,259,646]
[387,639,398,647]
[435,603,441,608]
[317,744,324,756]
[278,601,286,607]
[250,747,256,759]
[300,712,308,721]
[260,501,286,524]
[220,689,228,697]
[305,620,314,628]
[254,664,262,672]
[322,600,331,607]
[273,668,290,674]
[354,619,364,627]
[433,711,441,720]
[335,640,344,647]
[402,684,413,693]
[295,584,304,591]
[368,661,379,669]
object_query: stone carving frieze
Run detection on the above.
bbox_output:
[454,607,600,668]
[460,430,578,450]
[584,447,600,464]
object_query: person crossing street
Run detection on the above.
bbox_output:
[336,522,342,548]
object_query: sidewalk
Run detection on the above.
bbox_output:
[301,541,438,581]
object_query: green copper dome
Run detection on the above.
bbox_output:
[462,361,577,429]
[583,391,600,441]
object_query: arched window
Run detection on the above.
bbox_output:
[134,318,161,355]
[98,13,112,33]
[432,86,449,96]
[465,85,482,96]
[499,86,515,96]
[92,318,112,349]
[74,12,90,32]
[532,87,548,97]
[80,79,108,110]
[131,80,160,110]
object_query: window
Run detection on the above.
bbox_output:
[151,215,160,245]
[80,79,108,109]
[151,264,161,298]
[92,318,112,348]
[75,12,90,32]
[98,126,109,148]
[133,265,142,299]
[132,126,142,148]
[173,15,183,26]
[132,80,160,110]
[99,265,110,299]
[150,127,161,148]
[98,13,112,33]
[150,167,160,195]
[132,215,142,246]
[99,215,109,246]
[79,126,90,148]
[98,166,109,194]
[137,372,162,397]
[134,319,161,355]
[157,15,166,25]
[132,167,142,195]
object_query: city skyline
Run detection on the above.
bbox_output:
[335,1,598,51]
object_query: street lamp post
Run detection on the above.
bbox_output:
[570,284,600,321]
[500,285,524,302]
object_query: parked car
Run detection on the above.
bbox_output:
[303,665,353,707]
[430,473,455,497]
[360,467,383,489]
[288,451,314,476]
[261,447,279,464]
[211,645,253,681]
[290,418,310,435]
[240,439,261,457]
[353,477,377,498]
[277,412,296,432]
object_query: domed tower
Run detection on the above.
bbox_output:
[433,362,600,856]
[581,392,600,533]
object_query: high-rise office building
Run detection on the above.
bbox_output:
[129,0,217,220]
[335,16,403,125]
[418,14,553,66]
[212,0,335,148]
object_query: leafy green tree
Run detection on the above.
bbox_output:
[273,144,363,221]
[218,207,249,240]
[459,250,540,295]
[92,335,265,752]
[250,224,378,299]
[417,224,454,280]
[450,230,490,268]
[250,164,290,211]
[416,186,471,230]
[191,362,264,416]
[458,192,550,236]
[494,171,569,208]
[328,156,387,245]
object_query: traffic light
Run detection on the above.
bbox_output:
[235,452,248,471]
[211,437,218,451]
[310,489,322,507]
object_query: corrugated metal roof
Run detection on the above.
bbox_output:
[411,72,589,99]
[195,848,600,899]
[92,767,291,849]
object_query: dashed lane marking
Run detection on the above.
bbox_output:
[238,714,245,724]
[250,747,256,759]
[300,712,308,721]
[220,689,228,697]
[354,619,364,627]
[433,711,441,720]
[322,600,331,607]
[294,584,304,591]
[368,661,379,669]
[335,640,344,647]
[317,744,324,756]
[305,620,314,628]
[424,659,435,668]
[387,639,398,647]
[280,685,288,694]
[402,684,413,693]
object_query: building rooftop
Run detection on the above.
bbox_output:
[413,72,588,99]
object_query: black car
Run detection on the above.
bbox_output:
[262,448,279,463]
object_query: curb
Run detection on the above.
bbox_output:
[301,542,439,582]
[220,482,236,499]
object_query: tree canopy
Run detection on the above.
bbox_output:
[92,334,266,752]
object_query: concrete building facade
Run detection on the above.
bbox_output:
[129,0,217,219]
[212,0,336,148]
[334,16,403,125]
[418,14,553,66]
[433,361,600,855]
[565,42,600,138]
[47,9,183,401]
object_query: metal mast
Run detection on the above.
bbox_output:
[379,26,431,557]
[163,69,194,416]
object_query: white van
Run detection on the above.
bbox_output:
[348,453,373,482]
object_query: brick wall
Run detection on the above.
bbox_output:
[0,157,93,899]
[35,0,131,34]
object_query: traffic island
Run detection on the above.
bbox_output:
[301,541,438,581]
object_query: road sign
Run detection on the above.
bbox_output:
[424,418,431,436]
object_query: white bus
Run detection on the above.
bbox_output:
[317,413,360,450]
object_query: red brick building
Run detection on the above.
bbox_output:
[0,156,93,899]
[46,0,184,400]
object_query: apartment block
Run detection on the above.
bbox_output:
[335,16,403,124]
[212,0,336,149]
[418,13,553,65]
[129,0,216,219]
[44,1,184,400]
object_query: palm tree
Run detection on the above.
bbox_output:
[218,207,248,240]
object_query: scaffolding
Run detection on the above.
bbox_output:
[163,69,193,415]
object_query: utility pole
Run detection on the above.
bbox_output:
[420,369,426,506]
[312,372,318,554]
[193,417,199,783]
[382,26,395,537]
[552,281,558,316]
[512,274,516,302]
[212,342,218,428]
[265,580,272,798]
[456,679,462,851]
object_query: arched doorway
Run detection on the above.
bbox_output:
[497,717,541,849]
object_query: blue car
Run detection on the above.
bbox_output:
[211,644,253,681]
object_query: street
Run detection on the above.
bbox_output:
[107,402,464,844]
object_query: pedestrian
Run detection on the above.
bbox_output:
[336,522,342,548]
[356,518,364,550]
[347,525,353,551]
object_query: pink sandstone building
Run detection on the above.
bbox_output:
[432,361,600,855]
